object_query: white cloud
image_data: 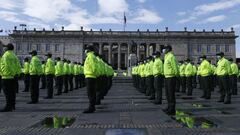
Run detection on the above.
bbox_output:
[0,11,24,23]
[0,0,19,10]
[200,15,226,24]
[177,11,187,16]
[226,24,240,30]
[23,0,72,22]
[130,9,163,24]
[194,0,240,15]
[97,0,128,16]
[177,16,196,24]
[137,0,147,3]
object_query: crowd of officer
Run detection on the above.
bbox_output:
[0,43,114,113]
[132,45,239,115]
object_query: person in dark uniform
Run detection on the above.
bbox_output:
[28,50,42,104]
[163,45,179,115]
[44,53,55,99]
[22,57,30,92]
[0,43,21,112]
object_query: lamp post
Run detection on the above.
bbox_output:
[19,24,27,55]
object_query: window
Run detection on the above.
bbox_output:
[46,44,50,52]
[188,45,193,53]
[197,44,202,53]
[36,44,41,52]
[207,45,211,53]
[225,45,229,52]
[27,43,32,51]
[216,45,220,52]
[55,44,60,52]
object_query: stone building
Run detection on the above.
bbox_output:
[2,27,238,70]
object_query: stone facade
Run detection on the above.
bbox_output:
[3,27,238,70]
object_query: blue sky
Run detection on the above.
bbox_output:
[0,0,239,57]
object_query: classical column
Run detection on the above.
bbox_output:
[118,44,121,70]
[108,44,112,64]
[127,44,130,67]
[156,43,160,52]
[99,43,103,55]
[137,43,140,60]
[146,44,150,57]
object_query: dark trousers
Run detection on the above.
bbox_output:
[218,76,231,101]
[140,77,146,93]
[46,74,54,98]
[24,74,30,92]
[175,77,180,92]
[14,76,19,93]
[210,75,214,92]
[146,76,154,97]
[74,75,79,89]
[96,77,102,104]
[2,79,16,110]
[180,76,186,93]
[40,75,46,89]
[165,77,176,113]
[69,75,73,91]
[186,76,193,96]
[86,78,97,108]
[201,76,211,99]
[230,75,238,95]
[154,76,163,103]
[56,76,63,95]
[192,75,197,88]
[30,75,40,103]
[64,75,69,93]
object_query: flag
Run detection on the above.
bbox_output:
[124,12,127,25]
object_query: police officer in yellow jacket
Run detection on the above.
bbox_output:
[152,51,164,104]
[198,55,212,99]
[44,53,55,99]
[73,62,79,89]
[0,43,21,112]
[63,59,69,93]
[185,59,194,96]
[55,57,64,95]
[83,45,98,113]
[22,57,30,92]
[28,50,42,104]
[179,61,186,93]
[146,56,155,100]
[163,45,179,115]
[68,60,74,91]
[229,58,238,95]
[216,52,231,104]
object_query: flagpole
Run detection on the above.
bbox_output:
[123,12,126,32]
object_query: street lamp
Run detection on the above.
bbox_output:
[19,24,27,55]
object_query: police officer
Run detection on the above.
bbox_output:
[22,57,30,92]
[146,56,155,100]
[83,45,98,113]
[179,61,186,93]
[198,55,212,99]
[63,59,69,93]
[40,61,46,89]
[74,62,79,89]
[28,50,42,104]
[216,52,231,104]
[163,45,179,115]
[0,43,21,112]
[185,59,194,96]
[44,53,55,99]
[55,57,64,95]
[68,60,74,91]
[229,58,238,95]
[152,51,163,104]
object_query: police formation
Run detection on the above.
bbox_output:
[0,43,114,113]
[132,45,239,115]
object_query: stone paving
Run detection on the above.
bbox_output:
[0,79,239,135]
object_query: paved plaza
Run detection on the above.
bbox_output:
[0,77,240,135]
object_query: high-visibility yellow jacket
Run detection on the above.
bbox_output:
[199,60,211,77]
[29,56,42,75]
[23,62,30,74]
[55,61,63,76]
[45,58,55,75]
[1,51,21,79]
[163,52,179,78]
[84,51,97,78]
[185,63,194,77]
[153,58,163,77]
[216,57,231,76]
